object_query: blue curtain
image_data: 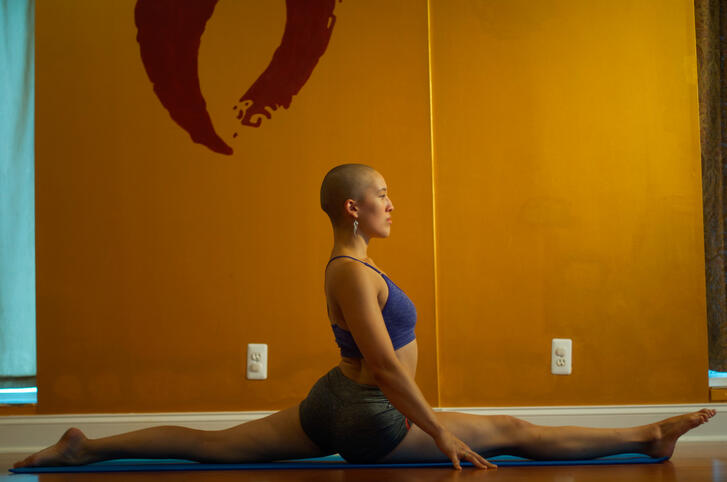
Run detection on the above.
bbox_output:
[0,0,36,382]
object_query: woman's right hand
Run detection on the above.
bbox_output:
[434,428,498,470]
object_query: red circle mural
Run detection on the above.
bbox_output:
[135,0,340,155]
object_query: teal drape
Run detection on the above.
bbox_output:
[0,0,36,383]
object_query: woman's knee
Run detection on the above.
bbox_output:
[506,415,533,429]
[496,415,535,443]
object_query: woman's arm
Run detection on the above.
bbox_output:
[329,262,490,469]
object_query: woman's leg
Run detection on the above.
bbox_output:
[13,403,332,468]
[380,408,717,462]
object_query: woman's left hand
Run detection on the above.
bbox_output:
[434,429,498,470]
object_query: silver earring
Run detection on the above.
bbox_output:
[353,219,359,236]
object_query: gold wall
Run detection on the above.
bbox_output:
[29,0,436,414]
[3,0,707,415]
[431,0,708,405]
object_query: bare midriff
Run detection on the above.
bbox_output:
[338,339,418,386]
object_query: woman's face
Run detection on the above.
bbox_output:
[356,172,394,238]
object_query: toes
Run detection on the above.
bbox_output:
[697,409,716,422]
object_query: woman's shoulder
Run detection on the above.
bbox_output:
[328,256,385,273]
[326,257,384,293]
[327,256,370,278]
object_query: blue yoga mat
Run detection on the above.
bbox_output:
[10,453,668,473]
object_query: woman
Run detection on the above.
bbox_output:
[14,164,716,471]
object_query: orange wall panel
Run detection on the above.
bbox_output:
[430,0,709,406]
[33,0,436,413]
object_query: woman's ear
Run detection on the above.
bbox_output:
[344,199,358,217]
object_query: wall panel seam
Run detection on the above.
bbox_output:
[425,0,441,408]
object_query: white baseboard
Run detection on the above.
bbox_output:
[1,403,724,454]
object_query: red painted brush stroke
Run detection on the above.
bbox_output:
[233,0,339,129]
[135,0,232,155]
[135,0,340,155]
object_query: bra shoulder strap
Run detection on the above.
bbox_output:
[326,255,382,274]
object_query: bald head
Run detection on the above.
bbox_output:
[320,164,377,225]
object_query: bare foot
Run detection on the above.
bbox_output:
[13,427,92,468]
[644,409,717,459]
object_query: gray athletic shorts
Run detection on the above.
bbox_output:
[299,366,411,463]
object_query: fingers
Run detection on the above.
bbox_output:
[438,431,498,471]
[470,452,497,469]
[466,451,498,470]
[449,452,462,471]
[462,451,483,469]
[454,449,498,470]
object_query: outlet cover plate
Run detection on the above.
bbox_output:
[247,343,268,380]
[551,338,572,375]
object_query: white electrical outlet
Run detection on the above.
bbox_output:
[551,338,572,375]
[246,343,268,380]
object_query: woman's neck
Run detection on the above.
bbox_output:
[331,225,369,260]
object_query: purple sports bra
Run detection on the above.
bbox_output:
[327,256,417,358]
